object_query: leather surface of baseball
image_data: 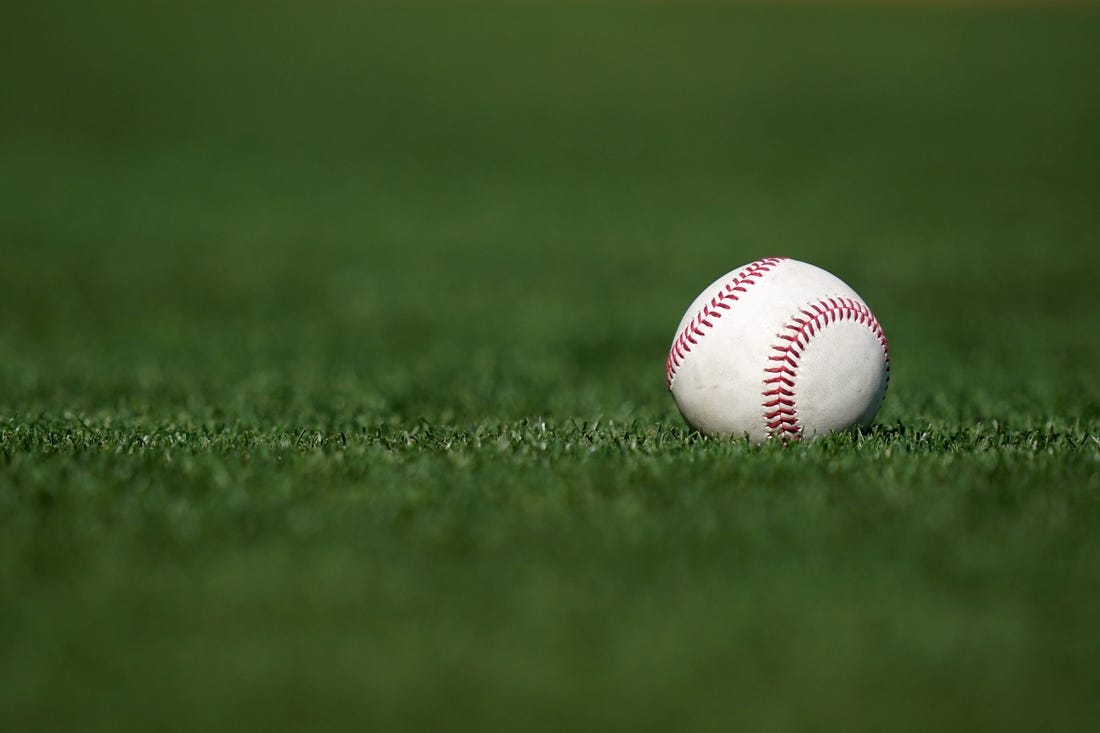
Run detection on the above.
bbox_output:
[666,257,890,442]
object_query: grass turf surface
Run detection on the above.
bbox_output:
[3,2,1100,730]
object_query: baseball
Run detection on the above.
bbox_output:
[666,257,889,442]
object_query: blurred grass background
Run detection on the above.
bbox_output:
[2,2,1100,731]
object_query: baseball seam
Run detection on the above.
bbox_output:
[762,297,890,441]
[666,256,787,390]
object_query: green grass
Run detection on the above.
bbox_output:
[3,2,1100,730]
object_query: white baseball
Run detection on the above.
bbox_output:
[666,257,889,442]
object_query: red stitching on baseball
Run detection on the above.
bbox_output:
[762,297,890,442]
[666,257,787,389]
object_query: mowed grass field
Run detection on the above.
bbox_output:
[3,2,1100,730]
